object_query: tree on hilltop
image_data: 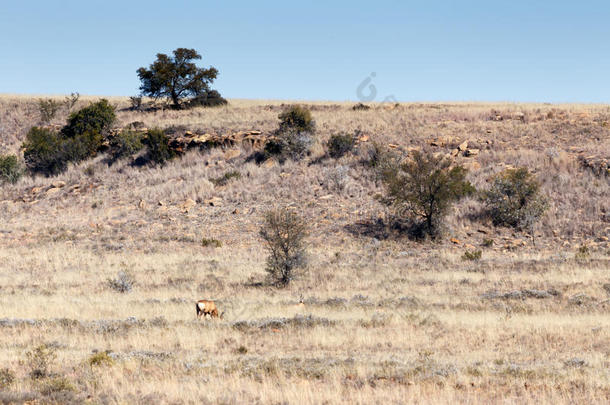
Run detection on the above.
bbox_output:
[137,48,222,109]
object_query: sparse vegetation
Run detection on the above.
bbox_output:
[87,351,114,367]
[201,238,222,248]
[107,271,135,293]
[483,167,548,229]
[210,170,241,186]
[260,208,308,286]
[0,368,15,390]
[0,97,608,404]
[380,150,475,238]
[38,98,62,123]
[64,92,80,111]
[0,154,23,184]
[462,250,482,261]
[26,344,56,379]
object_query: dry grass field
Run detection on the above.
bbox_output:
[0,95,608,404]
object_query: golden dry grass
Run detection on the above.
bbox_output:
[0,95,608,404]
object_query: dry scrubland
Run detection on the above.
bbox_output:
[0,95,609,404]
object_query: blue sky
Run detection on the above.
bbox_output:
[1,1,610,102]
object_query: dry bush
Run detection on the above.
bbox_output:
[107,271,136,293]
[260,208,308,286]
[482,167,548,230]
[26,344,57,379]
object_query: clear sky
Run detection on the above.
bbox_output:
[2,0,610,102]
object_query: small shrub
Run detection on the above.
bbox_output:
[482,238,494,247]
[107,271,135,293]
[352,103,371,111]
[260,208,308,286]
[327,133,355,159]
[482,167,548,230]
[87,351,114,367]
[575,244,590,262]
[26,344,57,379]
[38,99,62,123]
[235,345,248,354]
[145,129,175,165]
[129,95,143,111]
[210,170,241,187]
[201,238,222,248]
[278,105,315,133]
[64,92,80,111]
[265,129,314,162]
[108,130,144,163]
[62,99,115,138]
[380,150,475,239]
[0,154,23,184]
[462,250,482,261]
[323,165,350,193]
[0,368,15,390]
[39,376,75,395]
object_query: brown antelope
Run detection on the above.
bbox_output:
[196,299,224,319]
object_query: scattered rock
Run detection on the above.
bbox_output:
[458,141,468,151]
[45,187,62,196]
[464,149,479,157]
[450,238,461,244]
[180,198,196,213]
[51,181,66,188]
[204,197,223,207]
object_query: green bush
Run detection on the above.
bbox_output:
[38,98,62,123]
[63,130,103,162]
[482,167,548,229]
[22,127,102,176]
[380,150,475,239]
[278,105,315,133]
[62,99,115,138]
[108,130,144,162]
[22,127,68,175]
[0,154,23,184]
[145,128,175,165]
[327,133,355,158]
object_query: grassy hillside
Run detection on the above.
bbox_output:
[0,95,608,404]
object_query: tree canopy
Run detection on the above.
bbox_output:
[137,48,220,108]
